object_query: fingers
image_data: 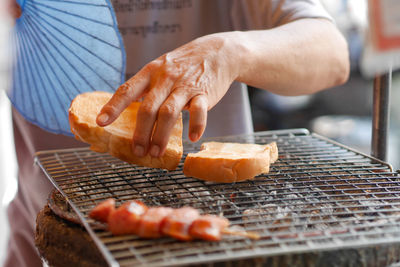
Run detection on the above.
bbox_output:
[131,77,175,157]
[135,88,208,158]
[147,91,193,157]
[96,70,150,127]
[187,95,208,142]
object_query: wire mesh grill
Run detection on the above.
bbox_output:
[35,129,400,267]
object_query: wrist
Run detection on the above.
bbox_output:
[198,31,249,84]
[220,31,250,82]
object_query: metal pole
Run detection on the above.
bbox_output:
[371,71,391,161]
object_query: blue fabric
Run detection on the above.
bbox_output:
[9,0,126,136]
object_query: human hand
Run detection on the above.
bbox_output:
[96,33,240,158]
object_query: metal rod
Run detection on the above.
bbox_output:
[371,71,391,161]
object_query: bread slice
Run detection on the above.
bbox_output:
[183,142,278,183]
[69,91,183,171]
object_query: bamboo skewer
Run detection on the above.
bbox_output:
[222,228,260,240]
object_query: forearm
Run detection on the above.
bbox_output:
[98,18,350,155]
[220,18,350,96]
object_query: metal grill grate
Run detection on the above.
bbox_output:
[35,129,400,267]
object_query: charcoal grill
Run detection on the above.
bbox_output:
[34,128,400,267]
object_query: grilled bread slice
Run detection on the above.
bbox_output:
[69,91,183,171]
[183,141,278,183]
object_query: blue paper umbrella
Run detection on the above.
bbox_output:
[8,0,126,136]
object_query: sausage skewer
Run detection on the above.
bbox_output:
[89,199,259,241]
[89,198,115,223]
[189,214,260,241]
[108,200,148,235]
[161,207,200,241]
[189,214,229,241]
[138,207,174,238]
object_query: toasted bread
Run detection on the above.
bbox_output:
[69,91,183,170]
[183,142,278,183]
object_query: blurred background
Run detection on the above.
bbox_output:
[0,0,399,265]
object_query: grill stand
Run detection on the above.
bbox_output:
[371,70,392,162]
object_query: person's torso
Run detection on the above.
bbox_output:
[112,0,233,78]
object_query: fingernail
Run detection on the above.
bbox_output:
[190,132,199,141]
[97,113,109,125]
[149,145,160,158]
[134,145,145,157]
